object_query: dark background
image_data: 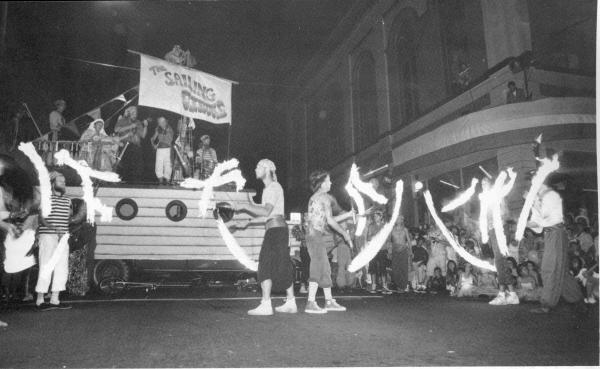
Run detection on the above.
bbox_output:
[0,0,361,201]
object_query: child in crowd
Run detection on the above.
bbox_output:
[526,260,542,287]
[517,264,542,301]
[569,256,584,278]
[429,267,446,294]
[411,237,428,292]
[476,258,499,298]
[445,260,459,296]
[583,248,598,304]
[457,263,478,297]
[506,257,519,278]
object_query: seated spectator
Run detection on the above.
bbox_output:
[575,220,594,255]
[505,81,527,104]
[429,267,447,295]
[518,228,538,264]
[583,251,598,304]
[475,258,499,298]
[411,236,428,292]
[446,260,459,296]
[526,260,542,287]
[517,264,542,301]
[506,257,519,278]
[457,263,478,297]
[569,256,584,278]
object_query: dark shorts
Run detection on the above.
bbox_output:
[369,250,391,276]
[257,227,294,292]
[306,229,336,288]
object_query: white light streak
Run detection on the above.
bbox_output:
[39,232,70,282]
[349,163,388,204]
[348,180,403,273]
[424,191,496,272]
[180,159,246,218]
[345,181,366,237]
[515,154,560,241]
[216,218,258,271]
[439,180,460,189]
[19,142,52,217]
[3,229,36,273]
[442,178,478,212]
[54,150,120,224]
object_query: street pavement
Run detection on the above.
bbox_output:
[0,286,598,368]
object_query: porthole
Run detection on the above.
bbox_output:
[166,200,187,222]
[115,198,138,221]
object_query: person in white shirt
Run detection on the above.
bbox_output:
[528,184,584,313]
[231,159,296,315]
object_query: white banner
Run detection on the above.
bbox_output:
[139,53,232,124]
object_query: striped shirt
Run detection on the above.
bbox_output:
[39,195,71,234]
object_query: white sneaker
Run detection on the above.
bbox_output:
[305,301,327,314]
[489,294,507,306]
[299,285,308,294]
[366,275,372,284]
[248,300,273,316]
[382,287,393,295]
[585,296,597,304]
[324,299,346,311]
[506,293,520,305]
[275,298,298,313]
[404,285,411,293]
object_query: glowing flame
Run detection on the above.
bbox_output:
[348,180,403,273]
[515,154,560,241]
[3,229,36,273]
[424,191,496,272]
[19,142,52,217]
[345,181,366,237]
[39,232,70,282]
[349,163,388,204]
[216,217,258,271]
[180,159,246,218]
[442,178,479,212]
[54,150,120,224]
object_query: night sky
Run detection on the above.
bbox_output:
[1,0,357,197]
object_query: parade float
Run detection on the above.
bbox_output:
[2,49,301,293]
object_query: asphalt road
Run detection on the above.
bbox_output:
[0,287,598,368]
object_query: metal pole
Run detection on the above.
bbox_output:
[227,86,232,160]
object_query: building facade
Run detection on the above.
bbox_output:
[283,0,596,226]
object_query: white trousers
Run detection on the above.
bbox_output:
[35,234,69,293]
[155,148,172,180]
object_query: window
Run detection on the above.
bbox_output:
[352,51,379,151]
[396,16,419,124]
[115,198,138,221]
[307,84,345,172]
[165,200,187,222]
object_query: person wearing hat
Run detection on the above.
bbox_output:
[49,100,66,142]
[114,106,149,182]
[194,134,217,180]
[79,119,123,172]
[35,171,84,310]
[229,159,297,315]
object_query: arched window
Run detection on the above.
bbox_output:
[307,83,345,172]
[388,10,419,130]
[352,51,379,151]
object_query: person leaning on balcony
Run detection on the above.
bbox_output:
[505,81,527,104]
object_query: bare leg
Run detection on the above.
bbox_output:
[261,279,272,301]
